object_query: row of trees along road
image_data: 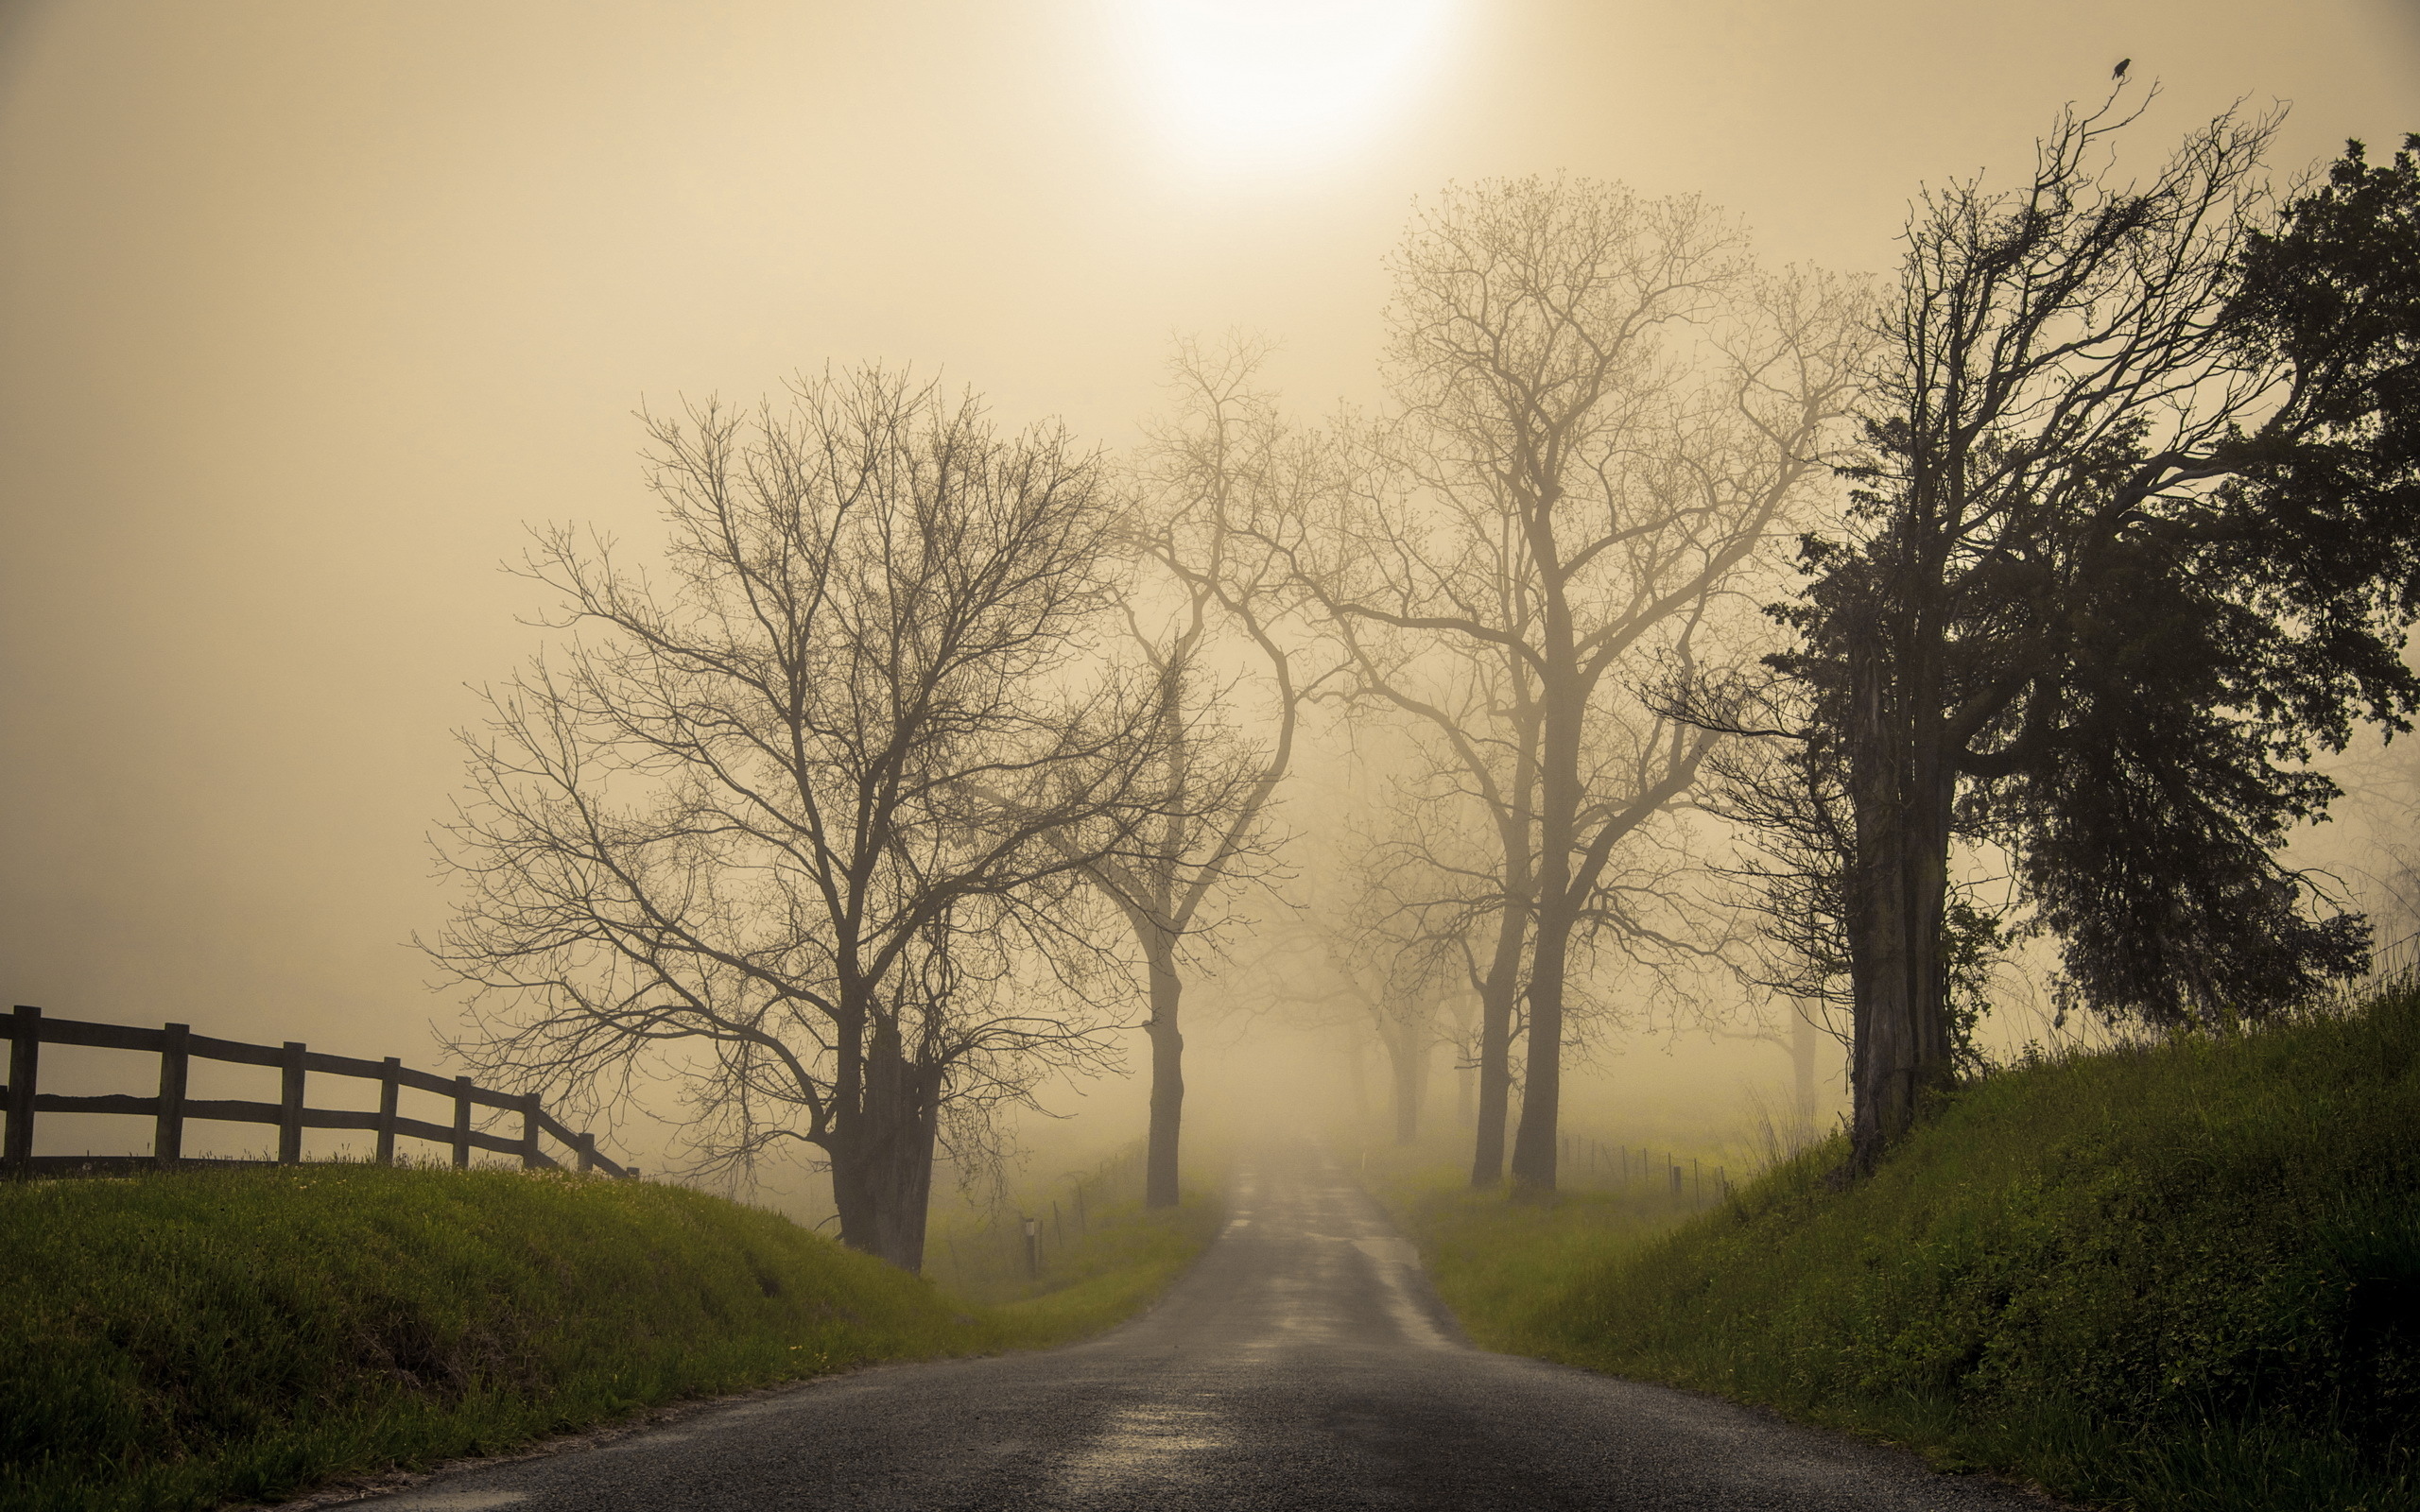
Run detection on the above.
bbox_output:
[427,99,2420,1267]
[1276,180,1869,1198]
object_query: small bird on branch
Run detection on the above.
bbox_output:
[2112,57,2131,80]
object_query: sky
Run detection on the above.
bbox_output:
[2,0,2414,1174]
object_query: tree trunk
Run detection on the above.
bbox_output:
[1456,1024,1476,1128]
[1507,904,1571,1200]
[1468,900,1525,1186]
[1843,606,1954,1174]
[1510,657,1582,1203]
[1844,622,1907,1171]
[828,1017,944,1271]
[1389,1022,1428,1146]
[1144,943,1184,1209]
[1789,1001,1819,1135]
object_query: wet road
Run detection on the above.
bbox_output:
[372,1146,2050,1510]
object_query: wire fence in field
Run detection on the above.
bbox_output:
[925,1141,1150,1296]
[1545,1128,1745,1209]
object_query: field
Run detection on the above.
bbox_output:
[1387,986,2420,1512]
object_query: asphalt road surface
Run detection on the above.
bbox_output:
[372,1145,2051,1511]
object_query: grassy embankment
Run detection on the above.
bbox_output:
[1391,985,2420,1512]
[3,1160,1217,1512]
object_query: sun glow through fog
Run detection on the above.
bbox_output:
[1124,0,1459,171]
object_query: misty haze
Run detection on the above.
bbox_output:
[6,4,2419,1510]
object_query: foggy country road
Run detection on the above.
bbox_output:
[362,1145,2052,1512]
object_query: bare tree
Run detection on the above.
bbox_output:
[1334,818,1474,1147]
[1319,616,1541,1190]
[1227,833,1460,1149]
[424,367,1178,1271]
[1283,178,1868,1196]
[1050,341,1335,1208]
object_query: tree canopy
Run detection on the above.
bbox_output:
[1761,110,2420,1165]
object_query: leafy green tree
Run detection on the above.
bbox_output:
[1779,105,2420,1169]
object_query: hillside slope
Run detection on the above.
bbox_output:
[0,1163,1198,1512]
[1400,988,2420,1511]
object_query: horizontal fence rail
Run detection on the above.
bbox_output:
[2,1005,631,1179]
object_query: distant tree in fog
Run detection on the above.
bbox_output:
[1310,600,1540,1190]
[1280,178,1868,1197]
[1066,339,1335,1207]
[1328,813,1475,1147]
[424,367,1185,1272]
[1224,839,1461,1149]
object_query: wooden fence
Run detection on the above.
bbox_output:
[2,1005,631,1178]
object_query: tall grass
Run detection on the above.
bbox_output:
[1389,987,2420,1512]
[2,1160,1216,1512]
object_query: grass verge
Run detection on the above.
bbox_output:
[1388,987,2420,1512]
[3,1162,1214,1512]
[969,1191,1223,1348]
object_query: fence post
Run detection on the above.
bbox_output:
[375,1057,401,1165]
[154,1022,190,1166]
[451,1076,473,1167]
[5,1005,39,1174]
[576,1130,596,1173]
[276,1042,306,1163]
[519,1093,541,1169]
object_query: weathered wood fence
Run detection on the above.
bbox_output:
[2,1005,631,1178]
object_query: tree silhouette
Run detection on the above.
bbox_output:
[425,367,1182,1270]
[1778,109,2420,1169]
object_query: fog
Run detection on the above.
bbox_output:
[3,0,2414,1212]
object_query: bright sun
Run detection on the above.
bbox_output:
[1124,0,1459,169]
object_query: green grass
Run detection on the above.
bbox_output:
[1388,987,2420,1512]
[973,1192,1223,1347]
[2,1161,1216,1512]
[1386,1173,1699,1342]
